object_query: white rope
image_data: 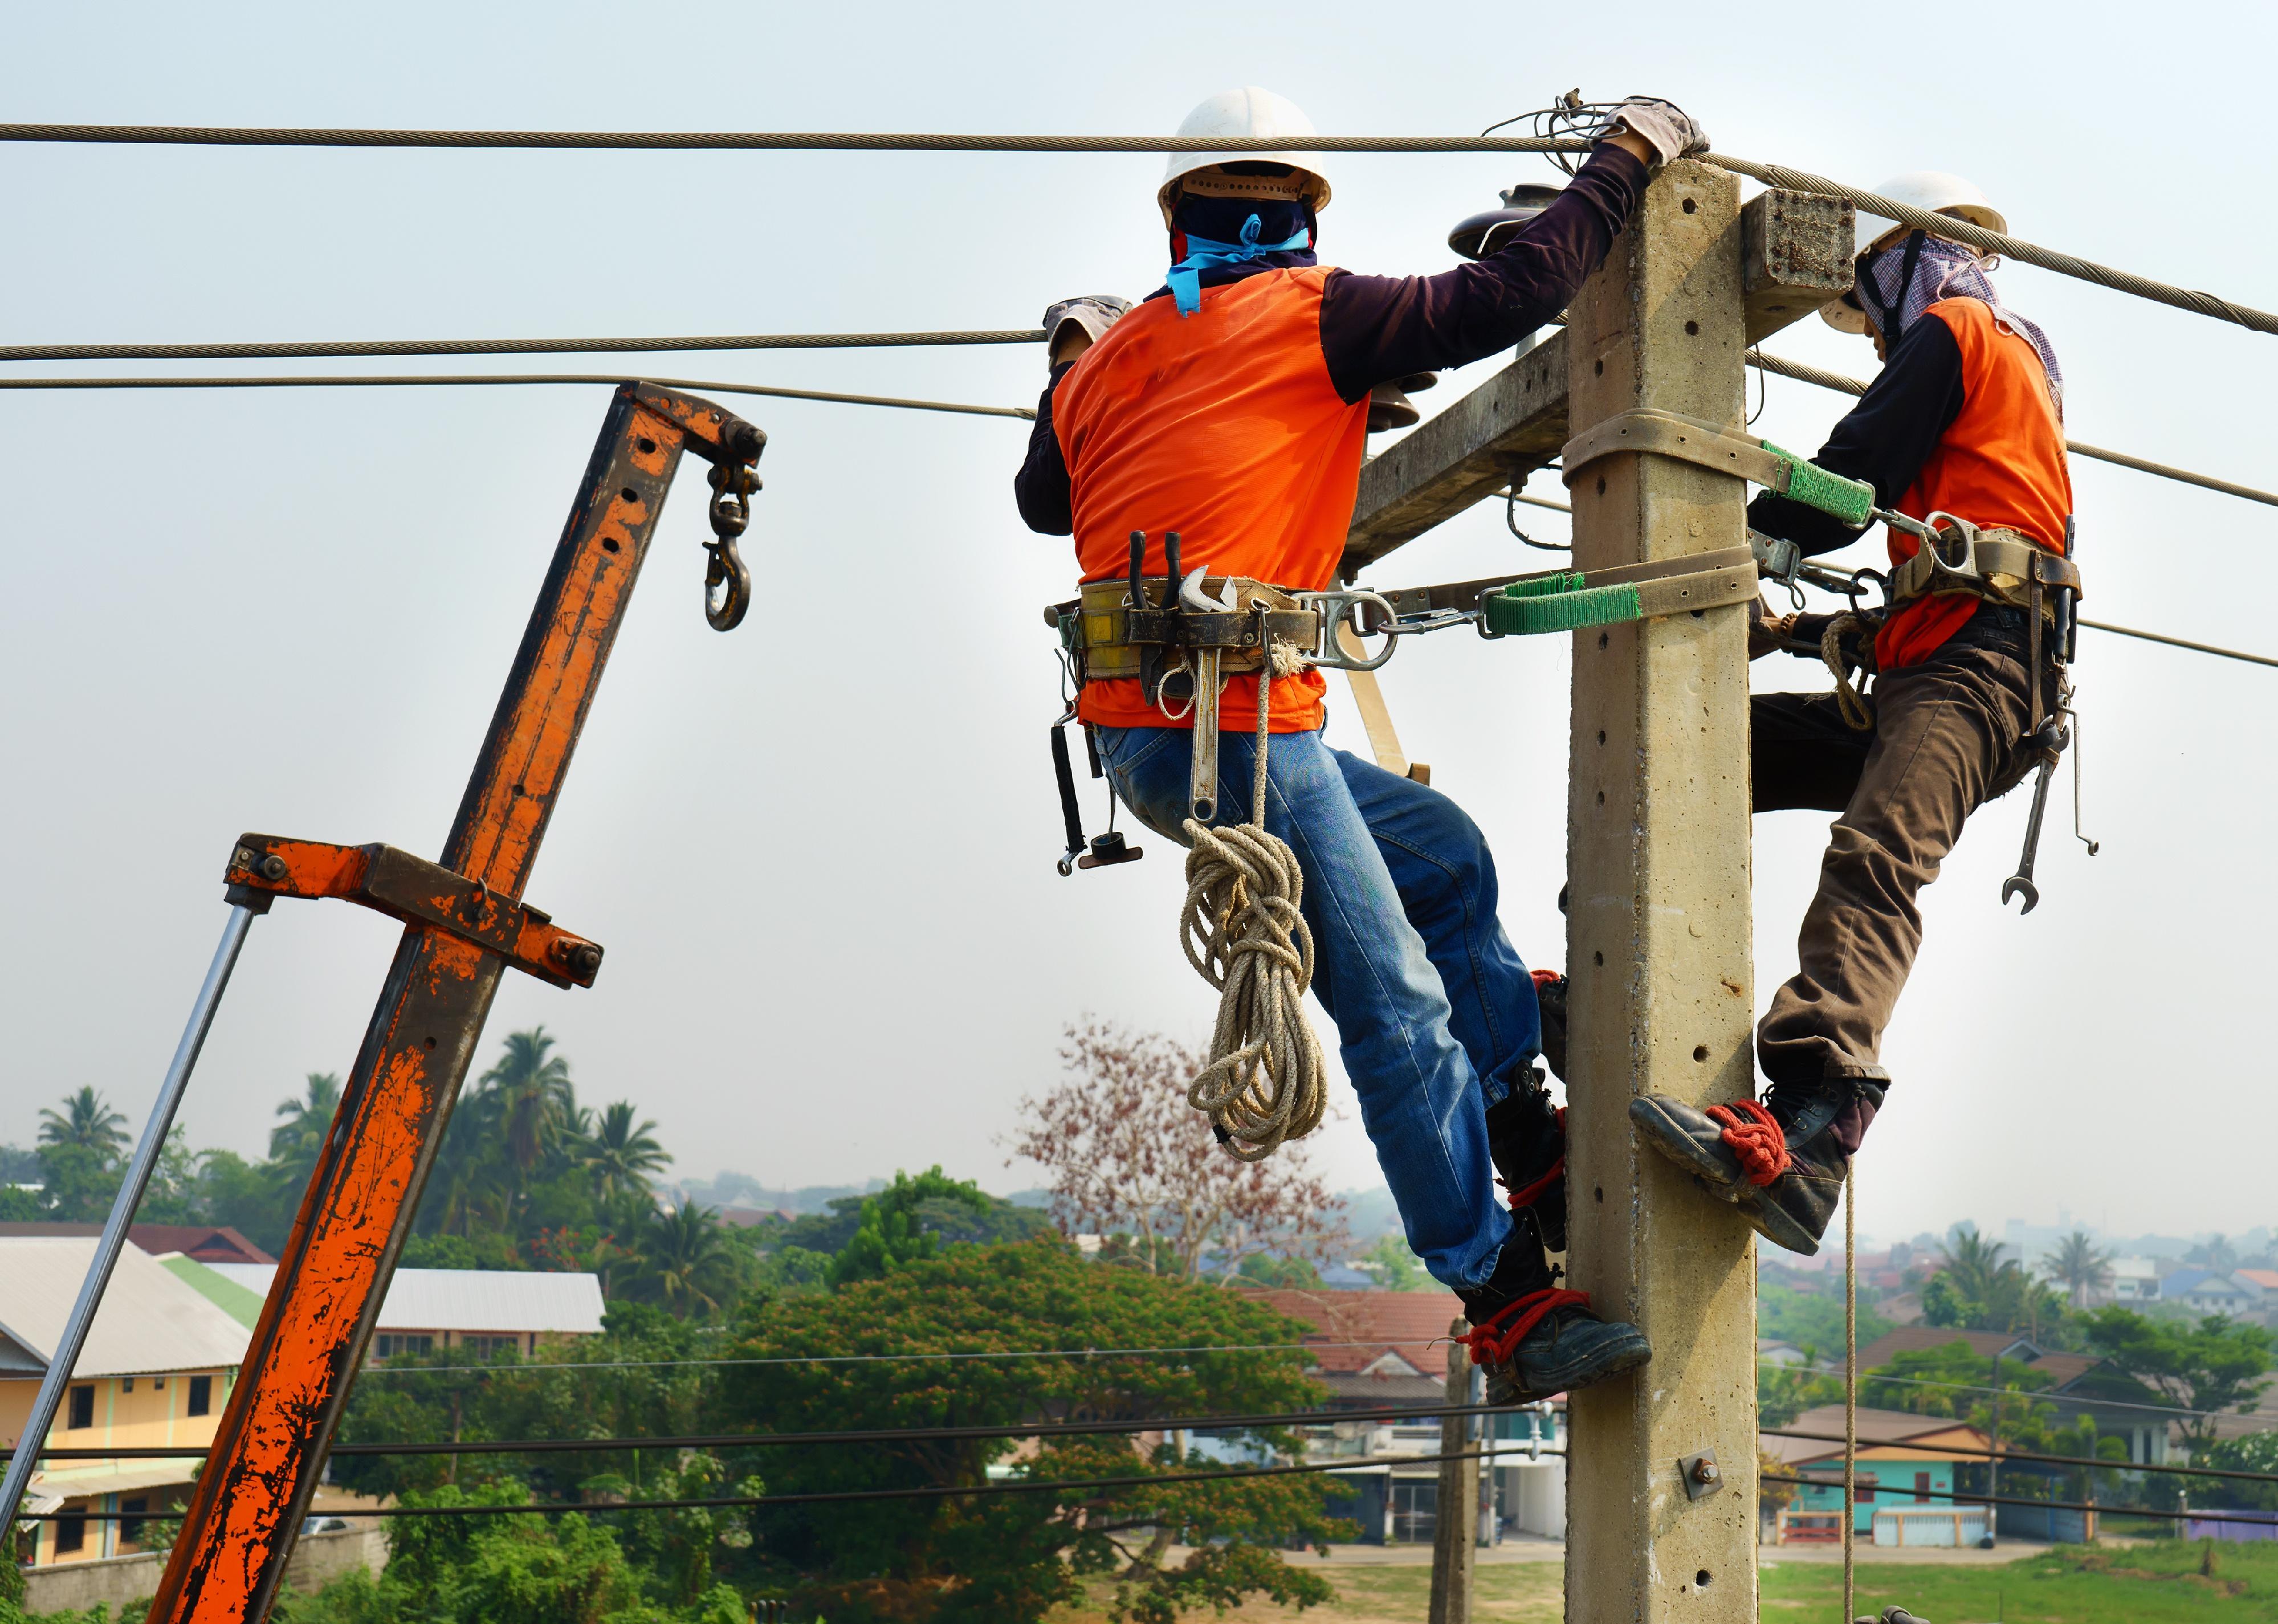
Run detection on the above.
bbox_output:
[1177,638,1327,1162]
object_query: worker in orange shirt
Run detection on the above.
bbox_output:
[1633,175,2076,1254]
[1018,87,1706,1401]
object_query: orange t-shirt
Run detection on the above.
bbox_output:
[1874,297,2074,671]
[1053,267,1370,732]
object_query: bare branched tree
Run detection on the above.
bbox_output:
[1004,1019,1348,1284]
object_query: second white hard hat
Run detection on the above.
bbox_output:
[1822,172,2009,333]
[1159,87,1331,228]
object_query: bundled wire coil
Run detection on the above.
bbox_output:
[1177,640,1327,1161]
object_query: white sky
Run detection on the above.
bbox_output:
[3,1,2272,1248]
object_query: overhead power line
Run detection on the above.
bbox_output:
[0,329,1044,365]
[22,1446,1505,1521]
[14,1396,1522,1463]
[1747,349,2278,510]
[3,124,2268,335]
[1754,1358,2256,1422]
[352,1339,1379,1376]
[0,372,1034,420]
[0,126,1595,155]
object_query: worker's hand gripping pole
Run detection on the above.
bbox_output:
[145,383,762,1624]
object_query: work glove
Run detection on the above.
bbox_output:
[1042,295,1133,364]
[1595,97,1709,165]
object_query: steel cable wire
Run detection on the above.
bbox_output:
[0,329,1045,364]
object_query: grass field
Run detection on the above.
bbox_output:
[1049,1540,2278,1623]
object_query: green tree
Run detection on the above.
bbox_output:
[2083,1306,2275,1452]
[828,1166,995,1287]
[1923,1227,2069,1339]
[36,1141,120,1221]
[1860,1338,2053,1419]
[479,1027,576,1185]
[582,1103,671,1206]
[2045,1230,2114,1308]
[1354,1233,1430,1292]
[630,1201,741,1318]
[717,1238,1348,1624]
[1756,1359,1843,1428]
[267,1071,342,1203]
[39,1086,129,1158]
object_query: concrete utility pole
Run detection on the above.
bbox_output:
[1559,158,1762,1623]
[1428,1316,1474,1624]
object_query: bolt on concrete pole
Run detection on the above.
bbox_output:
[1559,157,1761,1624]
[1428,1317,1474,1624]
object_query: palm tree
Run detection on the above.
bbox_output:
[39,1088,129,1160]
[582,1102,671,1206]
[269,1072,341,1158]
[2045,1230,2114,1308]
[476,1027,574,1180]
[1938,1226,2019,1305]
[633,1200,739,1318]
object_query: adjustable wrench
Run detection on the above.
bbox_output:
[2000,718,2067,915]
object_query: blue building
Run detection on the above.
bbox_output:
[1765,1404,1991,1542]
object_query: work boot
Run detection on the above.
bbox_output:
[1457,1212,1651,1405]
[1628,1075,1885,1256]
[1484,1070,1567,1254]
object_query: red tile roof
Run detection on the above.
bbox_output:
[0,1222,274,1264]
[1236,1287,1461,1380]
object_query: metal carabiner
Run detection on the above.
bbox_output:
[1295,589,1400,671]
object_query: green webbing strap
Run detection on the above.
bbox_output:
[1484,581,1643,636]
[1763,442,1876,528]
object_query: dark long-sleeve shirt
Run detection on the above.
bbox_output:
[1014,144,1648,536]
[1746,313,1967,556]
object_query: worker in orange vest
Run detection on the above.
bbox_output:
[1633,174,2075,1254]
[1017,88,1706,1401]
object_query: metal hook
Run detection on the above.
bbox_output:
[704,537,751,631]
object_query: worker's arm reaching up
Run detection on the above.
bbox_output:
[1314,143,1645,398]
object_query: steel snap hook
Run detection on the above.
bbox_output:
[704,537,751,631]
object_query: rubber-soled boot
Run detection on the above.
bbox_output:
[1629,1078,1884,1256]
[1483,1069,1567,1254]
[1458,1212,1651,1405]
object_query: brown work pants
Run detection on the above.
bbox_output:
[1752,606,2048,1089]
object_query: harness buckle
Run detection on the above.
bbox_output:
[1294,588,1400,670]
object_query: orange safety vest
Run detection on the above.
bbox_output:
[1876,297,2075,671]
[1053,267,1370,732]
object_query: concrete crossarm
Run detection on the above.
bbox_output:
[1339,189,1852,577]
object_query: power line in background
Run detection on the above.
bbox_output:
[0,330,1044,365]
[11,1396,1525,1463]
[0,372,1034,420]
[1760,1473,2278,1530]
[1747,348,2278,509]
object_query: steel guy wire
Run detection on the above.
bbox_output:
[350,1339,1395,1376]
[0,372,1035,419]
[1759,1473,2278,1529]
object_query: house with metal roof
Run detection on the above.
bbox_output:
[0,1238,250,1569]
[0,1222,274,1266]
[1763,1403,1993,1544]
[201,1262,605,1359]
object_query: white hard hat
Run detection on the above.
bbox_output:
[1158,87,1331,228]
[1822,172,2008,333]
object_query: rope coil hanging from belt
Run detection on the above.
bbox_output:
[1177,622,1327,1161]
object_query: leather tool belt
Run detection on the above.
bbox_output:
[1887,520,2083,615]
[1045,576,1321,691]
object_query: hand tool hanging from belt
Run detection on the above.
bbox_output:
[1576,407,2099,912]
[1040,529,1396,874]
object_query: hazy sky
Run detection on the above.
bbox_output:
[5,1,2272,1250]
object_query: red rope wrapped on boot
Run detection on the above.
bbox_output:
[1455,1287,1591,1367]
[1706,1099,1790,1186]
[1498,1106,1566,1213]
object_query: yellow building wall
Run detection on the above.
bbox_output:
[2,1368,235,1565]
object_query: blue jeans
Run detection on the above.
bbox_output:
[1094,723,1542,1291]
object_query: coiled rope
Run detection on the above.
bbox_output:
[1177,636,1327,1161]
[1821,614,1875,731]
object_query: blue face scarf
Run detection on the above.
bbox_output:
[1166,208,1314,316]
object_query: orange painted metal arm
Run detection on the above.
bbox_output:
[147,383,765,1624]
[223,835,604,988]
